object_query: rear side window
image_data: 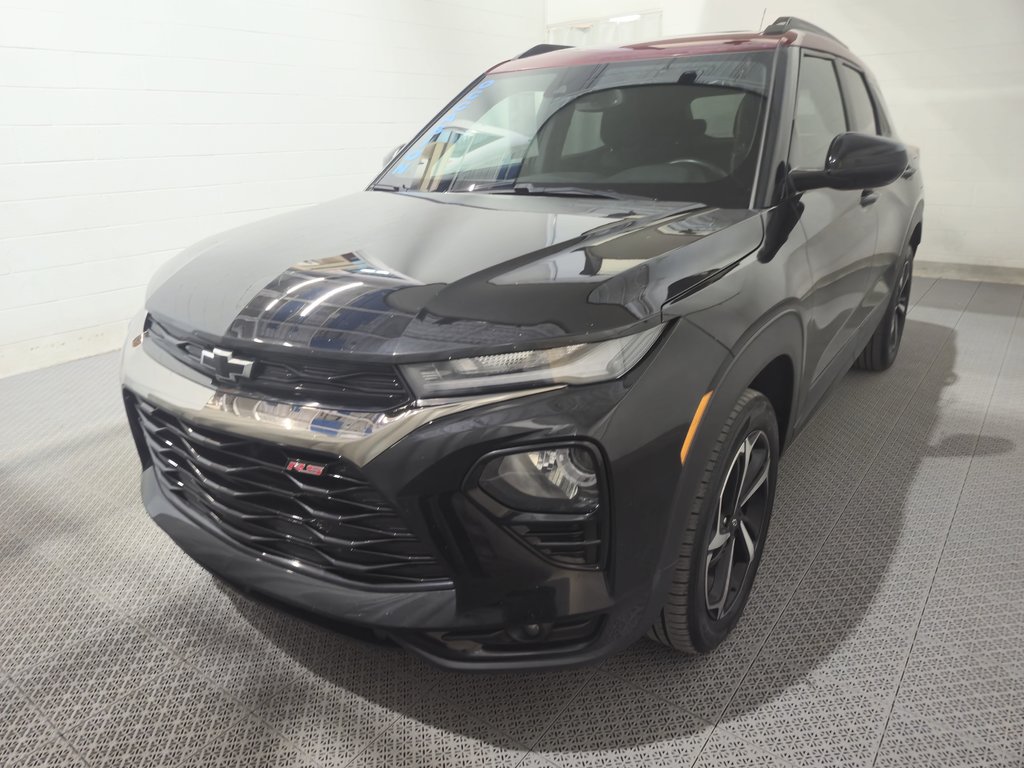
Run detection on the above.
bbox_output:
[790,55,846,170]
[867,81,894,136]
[838,64,878,135]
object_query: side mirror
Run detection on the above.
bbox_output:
[382,143,405,168]
[791,132,908,192]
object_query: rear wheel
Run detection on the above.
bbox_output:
[650,389,779,654]
[855,253,913,372]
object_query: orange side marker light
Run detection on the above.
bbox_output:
[679,391,713,465]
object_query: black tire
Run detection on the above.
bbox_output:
[855,252,913,372]
[649,389,779,654]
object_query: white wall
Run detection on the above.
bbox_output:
[0,0,544,377]
[547,0,1024,273]
[546,0,700,38]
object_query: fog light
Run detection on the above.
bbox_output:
[507,622,551,642]
[478,445,600,513]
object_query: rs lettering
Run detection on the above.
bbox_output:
[286,461,325,477]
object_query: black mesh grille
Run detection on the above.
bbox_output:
[132,398,449,586]
[506,510,603,568]
[145,315,411,411]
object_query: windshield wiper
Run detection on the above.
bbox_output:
[386,181,659,202]
[502,183,656,201]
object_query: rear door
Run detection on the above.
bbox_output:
[791,52,879,389]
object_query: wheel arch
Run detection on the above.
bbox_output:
[748,354,796,452]
[646,310,803,651]
[906,200,925,257]
[705,308,804,455]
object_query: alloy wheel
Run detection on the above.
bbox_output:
[889,260,912,350]
[705,429,771,620]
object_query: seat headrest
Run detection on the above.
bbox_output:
[733,93,763,143]
[598,86,707,150]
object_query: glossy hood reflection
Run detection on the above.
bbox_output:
[146,190,763,360]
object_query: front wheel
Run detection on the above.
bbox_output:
[650,389,779,654]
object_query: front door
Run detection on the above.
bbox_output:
[790,53,879,390]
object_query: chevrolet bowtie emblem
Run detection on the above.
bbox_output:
[199,347,254,381]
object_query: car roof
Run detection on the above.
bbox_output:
[490,30,865,74]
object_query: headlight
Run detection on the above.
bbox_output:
[478,446,600,513]
[401,325,663,398]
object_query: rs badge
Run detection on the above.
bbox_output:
[285,460,326,477]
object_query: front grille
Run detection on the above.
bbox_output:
[132,398,449,586]
[145,315,411,411]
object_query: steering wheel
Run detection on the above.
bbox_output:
[668,157,729,181]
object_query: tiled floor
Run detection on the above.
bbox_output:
[2,277,1023,767]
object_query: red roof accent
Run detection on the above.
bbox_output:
[491,33,788,73]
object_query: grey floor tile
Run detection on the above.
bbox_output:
[62,703,235,768]
[12,621,245,765]
[191,600,457,727]
[0,734,86,768]
[0,560,124,677]
[718,675,890,767]
[32,505,203,616]
[346,708,527,768]
[530,671,713,767]
[518,756,563,768]
[908,275,937,306]
[874,704,1023,768]
[691,726,791,767]
[236,666,401,768]
[174,712,320,768]
[910,584,1024,678]
[431,667,599,748]
[123,575,303,691]
[2,282,1024,767]
[888,633,1024,759]
[0,675,86,768]
[603,627,766,722]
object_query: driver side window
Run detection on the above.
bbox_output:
[790,55,846,171]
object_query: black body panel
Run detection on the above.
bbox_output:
[145,192,758,361]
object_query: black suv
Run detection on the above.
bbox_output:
[122,17,922,670]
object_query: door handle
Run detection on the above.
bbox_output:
[860,190,879,207]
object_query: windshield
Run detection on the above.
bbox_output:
[377,51,774,208]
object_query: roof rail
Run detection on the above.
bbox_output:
[763,16,845,47]
[515,44,573,59]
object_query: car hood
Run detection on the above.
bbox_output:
[146,190,763,360]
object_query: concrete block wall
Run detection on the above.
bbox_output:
[0,0,545,376]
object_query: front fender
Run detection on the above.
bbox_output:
[638,306,804,629]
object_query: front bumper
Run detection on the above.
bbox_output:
[143,467,626,670]
[121,312,728,669]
